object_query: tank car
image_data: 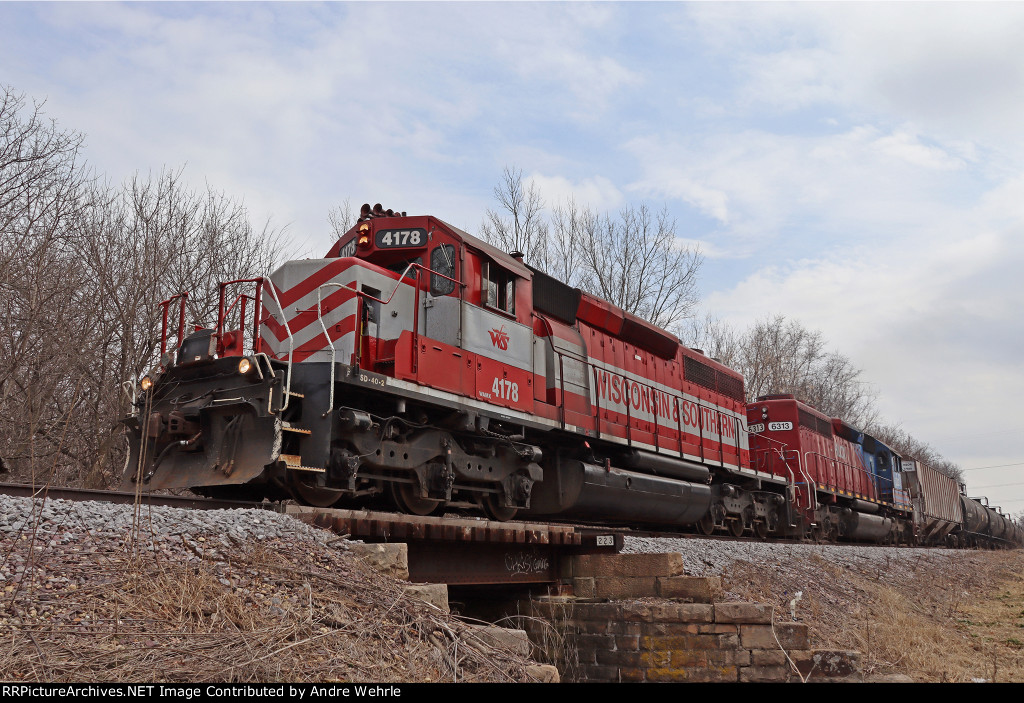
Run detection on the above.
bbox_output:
[956,494,1020,549]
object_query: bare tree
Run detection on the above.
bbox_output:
[683,313,967,479]
[328,198,356,240]
[0,86,87,270]
[866,421,964,483]
[0,86,90,486]
[1012,510,1024,530]
[545,198,591,288]
[679,312,739,365]
[682,314,879,428]
[480,166,702,330]
[578,203,701,329]
[0,85,284,487]
[479,166,549,262]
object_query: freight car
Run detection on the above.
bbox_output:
[953,492,1023,549]
[123,204,1021,548]
[901,458,962,546]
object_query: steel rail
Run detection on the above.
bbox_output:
[0,482,272,511]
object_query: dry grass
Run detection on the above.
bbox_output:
[722,548,1024,682]
[1,527,541,683]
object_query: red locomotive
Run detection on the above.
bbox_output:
[125,204,1021,547]
[746,394,913,543]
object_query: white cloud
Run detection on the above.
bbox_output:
[490,5,642,118]
[624,121,991,267]
[870,130,966,171]
[525,173,624,213]
[688,3,1024,151]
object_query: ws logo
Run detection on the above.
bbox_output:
[488,326,510,350]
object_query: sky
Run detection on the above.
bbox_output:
[3,2,1023,513]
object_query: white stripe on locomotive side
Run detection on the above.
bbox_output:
[375,371,760,476]
[261,300,358,349]
[582,357,750,452]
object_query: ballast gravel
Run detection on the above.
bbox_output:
[0,493,548,683]
[0,493,336,545]
[623,534,963,577]
[0,493,346,587]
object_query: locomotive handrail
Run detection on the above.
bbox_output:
[313,281,348,417]
[262,281,295,412]
[772,449,797,501]
[589,363,602,441]
[536,317,568,430]
[557,351,567,429]
[308,261,466,415]
[307,259,461,311]
[216,277,295,413]
[787,448,817,515]
[158,292,189,360]
[217,278,265,356]
[674,396,684,456]
[801,449,885,502]
[744,428,789,475]
[788,449,818,513]
[624,371,633,448]
[747,432,818,517]
[770,448,805,514]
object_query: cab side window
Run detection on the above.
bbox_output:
[430,245,456,295]
[482,260,515,314]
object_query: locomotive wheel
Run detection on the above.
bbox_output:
[825,521,839,543]
[479,493,518,522]
[753,521,769,540]
[290,475,344,508]
[728,519,745,538]
[389,481,446,517]
[695,512,716,535]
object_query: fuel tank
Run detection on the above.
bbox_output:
[527,459,712,526]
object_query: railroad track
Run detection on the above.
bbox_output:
[0,482,271,512]
[1,481,901,548]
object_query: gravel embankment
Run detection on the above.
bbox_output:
[0,494,542,683]
[624,534,963,578]
[0,494,335,547]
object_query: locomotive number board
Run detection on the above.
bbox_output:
[748,421,794,434]
[376,228,428,249]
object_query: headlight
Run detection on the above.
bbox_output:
[357,223,372,249]
[140,375,153,391]
[238,357,253,375]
